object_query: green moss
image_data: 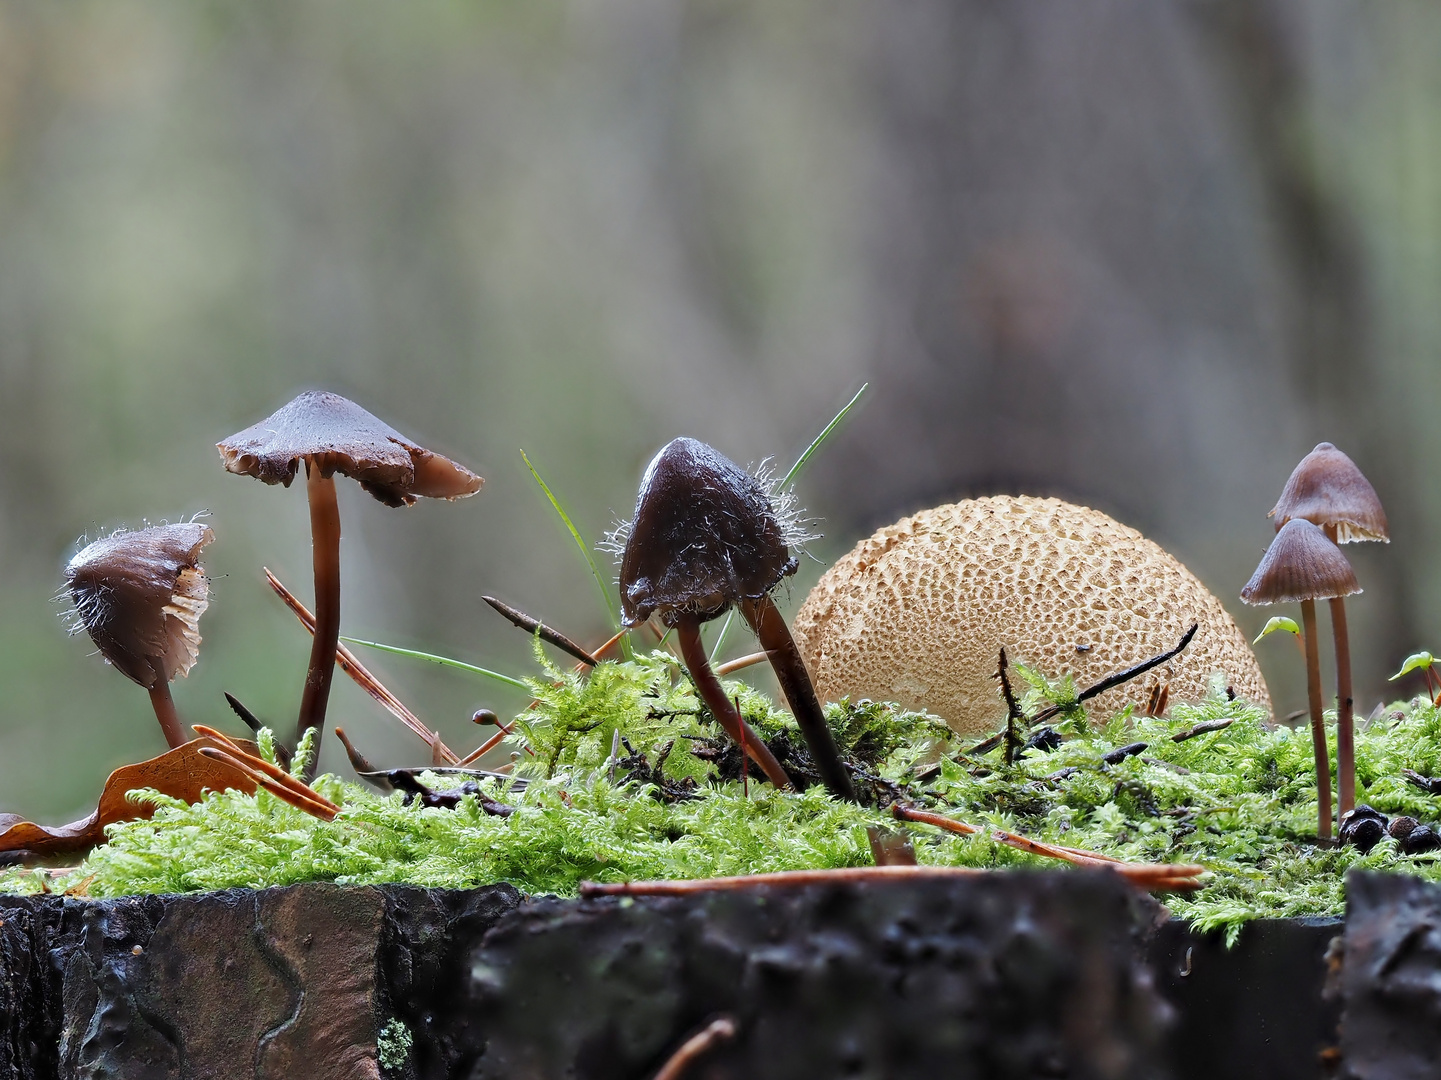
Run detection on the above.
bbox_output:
[8,649,1441,944]
[377,1017,413,1074]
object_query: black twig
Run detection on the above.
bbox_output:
[1171,718,1235,743]
[223,692,291,768]
[1031,623,1199,726]
[997,647,1025,766]
[482,595,598,666]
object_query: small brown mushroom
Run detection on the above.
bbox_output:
[65,522,214,748]
[1241,518,1359,839]
[618,437,853,799]
[1269,442,1388,820]
[218,391,482,780]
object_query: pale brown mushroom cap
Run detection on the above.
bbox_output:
[65,522,214,688]
[216,391,482,508]
[792,496,1270,735]
[1241,518,1360,605]
[1269,442,1388,543]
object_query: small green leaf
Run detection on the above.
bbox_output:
[341,637,531,691]
[1390,652,1437,681]
[1252,617,1301,644]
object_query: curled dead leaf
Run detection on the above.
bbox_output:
[0,739,258,859]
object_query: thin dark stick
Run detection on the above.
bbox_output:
[580,866,987,897]
[996,647,1024,765]
[226,693,292,768]
[1031,623,1198,726]
[1171,718,1234,743]
[482,595,598,666]
[653,1018,738,1080]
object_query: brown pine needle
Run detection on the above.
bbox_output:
[714,651,768,676]
[581,866,986,897]
[192,724,340,813]
[196,747,338,821]
[458,726,511,766]
[264,567,458,764]
[653,1017,738,1080]
[892,804,1204,891]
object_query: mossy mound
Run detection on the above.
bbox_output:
[7,645,1441,943]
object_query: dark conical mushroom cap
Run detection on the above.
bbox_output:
[65,522,214,688]
[217,391,483,508]
[618,437,797,627]
[1269,442,1388,543]
[1241,518,1360,606]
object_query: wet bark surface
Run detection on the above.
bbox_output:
[4,870,1439,1079]
[1339,872,1441,1080]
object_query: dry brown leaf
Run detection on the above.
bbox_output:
[0,740,258,857]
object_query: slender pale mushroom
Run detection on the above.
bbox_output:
[1241,518,1359,840]
[65,522,214,749]
[218,391,482,780]
[617,437,853,800]
[1268,442,1388,819]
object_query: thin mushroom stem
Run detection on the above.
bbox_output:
[1301,598,1333,839]
[1331,596,1355,818]
[673,615,793,790]
[739,595,856,802]
[147,677,187,749]
[297,463,342,782]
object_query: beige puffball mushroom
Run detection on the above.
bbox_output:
[793,496,1269,735]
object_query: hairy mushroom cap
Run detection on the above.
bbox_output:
[216,391,482,508]
[792,496,1269,735]
[1269,442,1388,543]
[618,438,798,628]
[1241,518,1360,605]
[65,522,214,688]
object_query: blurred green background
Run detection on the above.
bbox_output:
[3,0,1440,822]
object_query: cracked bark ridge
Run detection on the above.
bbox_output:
[1341,872,1441,1079]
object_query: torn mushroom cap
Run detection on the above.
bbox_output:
[1269,442,1388,544]
[216,391,482,508]
[1241,518,1360,606]
[65,523,214,688]
[619,437,797,627]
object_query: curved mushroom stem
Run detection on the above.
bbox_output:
[673,615,793,790]
[739,595,857,802]
[147,676,187,749]
[296,462,342,783]
[1331,596,1355,818]
[1300,598,1333,840]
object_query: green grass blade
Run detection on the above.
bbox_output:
[782,383,868,487]
[520,449,631,659]
[341,637,530,691]
[708,608,737,665]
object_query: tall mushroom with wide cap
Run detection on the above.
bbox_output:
[218,391,482,780]
[1242,517,1359,839]
[618,437,854,800]
[1268,442,1388,819]
[66,522,214,749]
